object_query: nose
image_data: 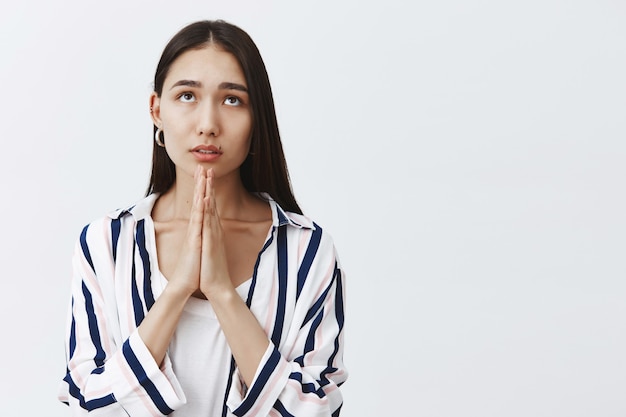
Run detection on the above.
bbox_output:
[196,102,220,137]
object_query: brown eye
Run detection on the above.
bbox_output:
[179,92,195,103]
[224,96,241,106]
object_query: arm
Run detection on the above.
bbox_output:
[199,169,270,388]
[138,166,207,364]
[199,174,347,417]
[227,255,348,417]
[59,224,187,416]
[60,168,209,415]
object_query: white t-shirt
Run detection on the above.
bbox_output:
[156,271,252,416]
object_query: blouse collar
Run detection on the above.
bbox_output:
[107,192,314,230]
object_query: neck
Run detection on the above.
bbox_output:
[160,168,253,221]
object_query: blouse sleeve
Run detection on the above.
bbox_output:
[58,222,186,416]
[227,228,348,417]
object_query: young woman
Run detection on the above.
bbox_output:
[59,20,347,416]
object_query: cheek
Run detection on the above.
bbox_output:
[235,119,253,156]
[244,121,253,141]
[159,101,185,127]
[228,110,252,141]
[241,113,254,139]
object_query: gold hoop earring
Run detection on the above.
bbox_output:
[154,127,165,147]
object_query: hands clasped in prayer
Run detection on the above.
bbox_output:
[171,165,233,301]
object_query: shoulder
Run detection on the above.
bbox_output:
[282,210,341,266]
[77,194,159,248]
[279,212,345,305]
[106,193,159,222]
[266,196,337,250]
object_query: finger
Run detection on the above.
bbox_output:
[188,166,206,240]
[202,169,221,242]
[194,166,207,213]
[203,168,218,219]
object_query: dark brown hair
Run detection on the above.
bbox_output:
[147,20,301,214]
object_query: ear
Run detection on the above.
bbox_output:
[149,93,162,127]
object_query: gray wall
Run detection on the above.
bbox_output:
[1,0,625,415]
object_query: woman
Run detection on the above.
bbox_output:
[59,20,347,416]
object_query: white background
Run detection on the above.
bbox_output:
[1,0,625,416]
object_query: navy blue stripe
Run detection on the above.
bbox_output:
[225,231,275,416]
[63,373,117,410]
[81,282,106,367]
[79,225,95,272]
[301,277,334,328]
[318,365,339,387]
[294,354,304,367]
[122,340,174,415]
[136,220,156,309]
[273,399,295,417]
[110,218,121,263]
[298,264,344,392]
[305,310,324,356]
[246,230,274,307]
[234,348,282,416]
[130,241,144,326]
[334,265,345,331]
[288,372,326,397]
[318,264,345,386]
[328,265,345,367]
[332,404,343,417]
[271,226,288,345]
[221,357,237,417]
[276,208,289,226]
[294,308,325,367]
[297,224,322,301]
[69,297,76,358]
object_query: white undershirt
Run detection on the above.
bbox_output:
[156,271,252,416]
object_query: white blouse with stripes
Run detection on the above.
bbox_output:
[59,193,347,416]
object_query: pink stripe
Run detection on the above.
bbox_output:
[287,259,335,361]
[116,353,161,416]
[298,231,309,264]
[82,378,114,399]
[246,358,290,416]
[314,259,336,305]
[263,264,279,333]
[309,321,326,363]
[126,242,137,332]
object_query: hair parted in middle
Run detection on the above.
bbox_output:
[147,20,302,214]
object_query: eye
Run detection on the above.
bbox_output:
[178,92,196,103]
[224,96,242,106]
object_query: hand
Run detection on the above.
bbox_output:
[166,165,206,297]
[199,168,234,299]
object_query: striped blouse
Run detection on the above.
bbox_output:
[58,193,347,416]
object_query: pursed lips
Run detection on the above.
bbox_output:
[192,145,222,154]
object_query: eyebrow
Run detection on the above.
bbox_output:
[218,82,248,93]
[170,80,248,93]
[170,80,201,89]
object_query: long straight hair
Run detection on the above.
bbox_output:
[146,20,302,214]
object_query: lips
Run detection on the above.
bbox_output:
[192,145,222,154]
[191,144,223,162]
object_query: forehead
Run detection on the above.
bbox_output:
[165,45,246,86]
